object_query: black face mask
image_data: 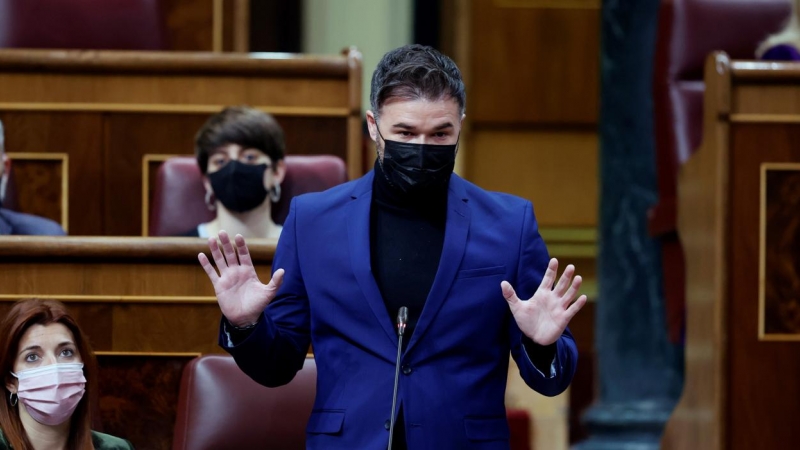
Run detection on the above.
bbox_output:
[378,131,458,196]
[208,161,269,213]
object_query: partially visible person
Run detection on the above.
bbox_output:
[0,120,66,236]
[757,0,800,60]
[180,106,286,239]
[0,299,133,450]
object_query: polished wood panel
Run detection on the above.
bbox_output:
[468,0,599,125]
[5,154,65,227]
[161,0,214,51]
[467,129,598,227]
[662,53,800,450]
[728,123,800,449]
[0,112,105,234]
[0,49,363,235]
[97,355,193,450]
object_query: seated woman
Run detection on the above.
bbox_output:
[0,299,133,450]
[182,106,286,239]
[757,0,800,60]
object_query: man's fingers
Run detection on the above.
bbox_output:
[208,236,227,271]
[267,268,285,292]
[219,230,239,266]
[565,295,588,321]
[553,264,575,296]
[198,253,220,284]
[538,258,559,290]
[561,275,582,306]
[501,281,519,305]
[234,234,254,267]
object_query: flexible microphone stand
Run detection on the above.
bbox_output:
[388,306,408,450]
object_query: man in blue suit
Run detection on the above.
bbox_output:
[199,45,586,449]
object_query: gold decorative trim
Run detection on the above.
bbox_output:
[730,114,800,124]
[539,227,597,258]
[0,103,349,117]
[759,163,800,341]
[95,351,202,357]
[495,0,600,9]
[141,154,188,237]
[0,294,216,303]
[6,152,69,232]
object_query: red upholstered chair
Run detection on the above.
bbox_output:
[652,0,790,343]
[172,355,316,450]
[0,0,167,50]
[148,155,348,236]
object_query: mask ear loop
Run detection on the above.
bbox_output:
[9,391,18,407]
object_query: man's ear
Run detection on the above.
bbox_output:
[366,110,379,143]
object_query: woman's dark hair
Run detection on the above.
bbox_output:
[0,299,98,450]
[369,44,466,118]
[195,106,285,174]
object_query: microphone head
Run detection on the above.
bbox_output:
[396,307,408,336]
[398,307,408,324]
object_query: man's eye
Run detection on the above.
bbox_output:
[399,131,412,137]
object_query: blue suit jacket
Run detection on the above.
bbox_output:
[220,171,578,449]
[0,208,65,236]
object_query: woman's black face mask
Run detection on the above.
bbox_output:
[208,161,269,213]
[377,127,458,196]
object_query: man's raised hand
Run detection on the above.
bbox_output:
[198,231,284,327]
[502,258,586,346]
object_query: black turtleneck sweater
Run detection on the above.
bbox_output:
[370,159,449,450]
[370,158,449,345]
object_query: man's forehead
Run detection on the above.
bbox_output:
[379,97,461,122]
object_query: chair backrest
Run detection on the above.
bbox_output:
[0,0,167,50]
[652,0,791,233]
[172,355,316,450]
[149,155,348,236]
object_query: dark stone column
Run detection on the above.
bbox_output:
[574,1,684,448]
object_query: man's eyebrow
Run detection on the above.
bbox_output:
[433,122,454,131]
[391,123,416,130]
[391,122,454,131]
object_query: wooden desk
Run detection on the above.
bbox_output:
[0,236,275,449]
[662,52,800,450]
[0,48,363,236]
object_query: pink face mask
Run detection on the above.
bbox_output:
[11,363,86,426]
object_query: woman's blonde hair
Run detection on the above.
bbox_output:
[756,0,800,58]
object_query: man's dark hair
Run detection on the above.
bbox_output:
[370,44,465,117]
[195,106,285,174]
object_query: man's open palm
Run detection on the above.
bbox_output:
[198,231,284,327]
[502,258,586,346]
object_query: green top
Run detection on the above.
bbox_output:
[0,428,134,450]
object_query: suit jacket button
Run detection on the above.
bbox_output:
[384,419,391,430]
[402,365,412,375]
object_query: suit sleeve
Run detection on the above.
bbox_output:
[217,198,311,387]
[508,201,579,397]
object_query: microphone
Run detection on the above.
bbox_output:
[387,306,408,450]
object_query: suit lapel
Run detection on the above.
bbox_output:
[405,175,471,355]
[346,171,398,346]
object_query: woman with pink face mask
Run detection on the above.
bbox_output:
[0,299,132,450]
